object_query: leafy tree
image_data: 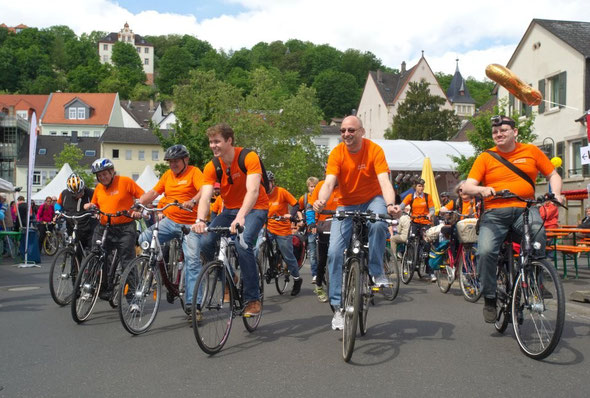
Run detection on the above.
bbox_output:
[312,69,359,119]
[54,144,93,186]
[451,99,537,178]
[300,44,341,85]
[385,79,460,141]
[67,59,110,92]
[156,46,193,95]
[339,49,383,87]
[106,42,146,98]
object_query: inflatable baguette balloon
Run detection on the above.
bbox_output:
[485,64,542,106]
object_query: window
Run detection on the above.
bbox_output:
[103,44,108,51]
[152,150,158,161]
[62,131,68,136]
[136,47,140,53]
[32,171,41,185]
[144,47,149,53]
[38,148,46,155]
[103,55,109,62]
[138,150,145,160]
[69,108,77,119]
[144,58,149,65]
[82,131,90,137]
[112,149,119,159]
[539,72,566,113]
[125,150,132,160]
[570,139,589,178]
[85,150,96,157]
[93,131,100,137]
[16,110,28,119]
[77,107,85,119]
[50,131,57,136]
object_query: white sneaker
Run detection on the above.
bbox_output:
[331,310,344,330]
[311,276,317,285]
[373,274,390,287]
[430,274,437,282]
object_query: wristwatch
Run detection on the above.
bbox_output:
[190,199,197,205]
[195,219,205,224]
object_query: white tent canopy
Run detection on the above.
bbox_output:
[136,164,160,193]
[0,177,15,193]
[372,139,475,172]
[31,163,74,201]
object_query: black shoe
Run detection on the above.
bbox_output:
[99,289,111,301]
[483,298,497,323]
[291,278,303,296]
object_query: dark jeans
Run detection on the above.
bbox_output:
[316,231,329,288]
[477,206,545,299]
[37,222,54,250]
[92,222,137,281]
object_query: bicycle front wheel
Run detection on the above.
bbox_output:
[193,261,233,355]
[43,232,59,256]
[401,241,415,284]
[358,264,371,336]
[71,253,102,323]
[49,247,79,306]
[381,249,400,301]
[343,258,361,362]
[511,259,565,360]
[495,264,510,334]
[459,245,482,302]
[119,256,161,335]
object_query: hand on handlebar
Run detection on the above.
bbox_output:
[479,186,496,198]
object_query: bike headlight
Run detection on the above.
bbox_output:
[533,242,541,250]
[140,241,150,251]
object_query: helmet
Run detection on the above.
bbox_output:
[440,191,450,197]
[164,144,189,161]
[66,173,85,194]
[91,158,114,174]
[266,170,275,181]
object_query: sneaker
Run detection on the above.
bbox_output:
[331,309,344,330]
[311,276,317,285]
[243,300,261,317]
[185,305,192,320]
[448,266,455,280]
[291,277,303,296]
[483,298,497,323]
[195,310,203,323]
[430,274,437,282]
[314,287,328,302]
[99,289,112,301]
[372,274,390,287]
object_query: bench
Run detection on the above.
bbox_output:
[549,243,590,279]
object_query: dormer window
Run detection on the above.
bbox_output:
[77,107,85,119]
[38,148,46,155]
[69,108,77,119]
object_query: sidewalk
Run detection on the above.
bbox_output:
[556,258,590,317]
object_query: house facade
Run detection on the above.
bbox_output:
[356,55,452,139]
[98,23,154,85]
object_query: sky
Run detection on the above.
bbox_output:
[2,0,590,80]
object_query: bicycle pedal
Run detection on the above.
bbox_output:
[371,286,381,292]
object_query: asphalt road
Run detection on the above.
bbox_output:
[1,256,590,397]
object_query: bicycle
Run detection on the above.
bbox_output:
[192,225,264,355]
[490,190,565,360]
[383,238,401,301]
[257,215,304,295]
[325,210,396,362]
[49,211,95,306]
[400,215,431,284]
[70,209,126,323]
[42,222,65,256]
[118,202,190,335]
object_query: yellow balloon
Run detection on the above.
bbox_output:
[551,157,562,168]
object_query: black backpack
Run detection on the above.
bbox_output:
[212,148,270,193]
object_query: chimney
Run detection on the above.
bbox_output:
[377,70,382,84]
[401,61,406,73]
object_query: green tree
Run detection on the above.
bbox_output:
[110,41,146,95]
[312,69,359,119]
[54,144,93,186]
[385,79,460,141]
[156,46,193,95]
[339,49,383,87]
[451,100,537,178]
[435,72,495,109]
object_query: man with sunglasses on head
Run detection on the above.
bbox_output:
[193,123,269,317]
[462,115,563,323]
[313,115,401,330]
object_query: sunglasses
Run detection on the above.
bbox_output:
[340,127,359,134]
[225,167,233,185]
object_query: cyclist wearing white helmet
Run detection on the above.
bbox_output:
[57,173,97,250]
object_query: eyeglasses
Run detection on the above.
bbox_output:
[225,167,233,185]
[339,128,359,134]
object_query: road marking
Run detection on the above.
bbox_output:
[7,286,41,292]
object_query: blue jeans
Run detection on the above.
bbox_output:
[139,217,202,304]
[200,208,268,303]
[327,195,388,307]
[477,206,545,299]
[307,232,318,276]
[267,231,300,278]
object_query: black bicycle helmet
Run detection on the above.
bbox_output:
[164,144,190,161]
[91,158,114,174]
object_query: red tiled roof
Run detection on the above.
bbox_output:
[0,94,49,123]
[41,93,117,125]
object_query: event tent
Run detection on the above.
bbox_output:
[31,163,74,201]
[0,177,15,193]
[136,164,159,193]
[372,139,475,172]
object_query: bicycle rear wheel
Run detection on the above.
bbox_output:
[49,247,79,306]
[435,250,454,293]
[343,258,361,362]
[381,249,400,301]
[401,242,415,284]
[71,253,102,323]
[275,258,290,295]
[358,265,371,336]
[43,232,59,256]
[417,243,427,279]
[494,265,510,334]
[459,245,482,303]
[119,256,161,335]
[511,259,565,360]
[193,261,233,355]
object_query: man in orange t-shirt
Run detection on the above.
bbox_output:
[193,123,269,317]
[463,115,563,323]
[85,158,144,298]
[313,115,400,330]
[138,145,203,315]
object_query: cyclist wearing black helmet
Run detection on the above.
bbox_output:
[57,173,96,251]
[138,144,205,319]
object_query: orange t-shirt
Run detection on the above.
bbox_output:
[152,166,203,224]
[468,143,554,209]
[91,175,145,225]
[325,138,389,206]
[402,193,434,225]
[210,195,223,214]
[267,186,298,236]
[202,147,269,210]
[310,180,342,222]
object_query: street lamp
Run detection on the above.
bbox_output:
[542,137,555,158]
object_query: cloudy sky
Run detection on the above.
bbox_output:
[2,0,590,80]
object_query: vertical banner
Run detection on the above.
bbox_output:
[586,111,590,142]
[19,112,39,267]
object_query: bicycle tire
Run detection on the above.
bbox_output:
[244,259,264,332]
[257,242,272,285]
[401,241,415,284]
[275,258,289,295]
[459,245,482,303]
[494,264,510,334]
[43,232,59,256]
[193,261,233,355]
[417,243,427,279]
[342,258,361,362]
[119,256,161,335]
[435,250,453,293]
[71,253,102,323]
[511,259,565,360]
[381,249,400,301]
[49,247,79,306]
[108,257,123,309]
[358,264,371,336]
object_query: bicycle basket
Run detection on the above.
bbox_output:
[428,239,449,270]
[456,218,478,243]
[424,224,444,243]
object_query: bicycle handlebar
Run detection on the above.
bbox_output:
[55,211,96,221]
[492,190,568,209]
[133,200,190,213]
[205,225,248,249]
[320,210,398,225]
